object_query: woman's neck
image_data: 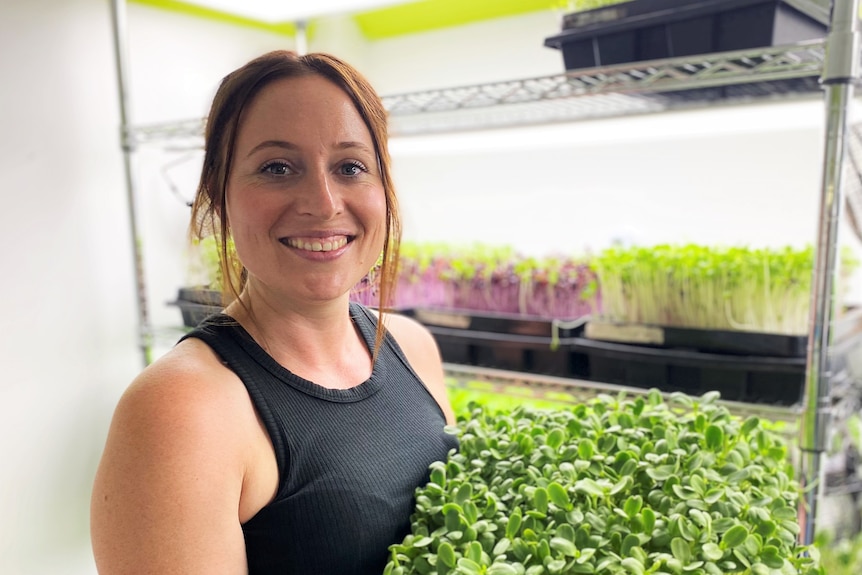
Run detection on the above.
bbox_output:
[225,290,372,389]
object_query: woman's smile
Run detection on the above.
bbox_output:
[282,235,350,253]
[280,235,353,260]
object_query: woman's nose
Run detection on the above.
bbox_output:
[298,167,341,219]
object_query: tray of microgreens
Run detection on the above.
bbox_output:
[383,390,823,575]
[587,244,860,357]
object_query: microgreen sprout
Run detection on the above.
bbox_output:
[384,390,822,575]
[353,242,599,319]
[592,244,858,335]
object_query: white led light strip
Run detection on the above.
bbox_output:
[177,0,408,23]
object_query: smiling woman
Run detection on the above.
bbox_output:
[223,75,388,311]
[90,50,457,575]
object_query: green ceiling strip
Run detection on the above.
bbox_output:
[128,0,297,36]
[354,0,568,40]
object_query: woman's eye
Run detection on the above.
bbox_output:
[261,161,291,176]
[339,161,367,176]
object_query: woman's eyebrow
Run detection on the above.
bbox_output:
[246,140,299,157]
[334,141,374,154]
[245,140,373,157]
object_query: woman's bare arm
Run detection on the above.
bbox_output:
[90,348,259,574]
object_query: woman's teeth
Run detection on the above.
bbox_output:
[286,237,348,252]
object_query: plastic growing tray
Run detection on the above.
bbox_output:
[543,0,828,71]
[400,308,589,378]
[410,307,862,406]
[584,320,808,357]
[571,335,807,405]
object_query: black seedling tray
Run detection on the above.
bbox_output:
[401,307,587,339]
[585,307,862,358]
[169,299,221,328]
[176,287,223,306]
[543,0,827,71]
[584,320,808,357]
[422,325,585,378]
[170,287,224,328]
[571,335,807,404]
[411,307,862,406]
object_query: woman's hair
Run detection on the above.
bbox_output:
[190,50,401,355]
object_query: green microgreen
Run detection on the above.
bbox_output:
[592,244,858,335]
[384,390,822,575]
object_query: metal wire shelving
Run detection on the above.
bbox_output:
[125,40,829,146]
[382,41,828,135]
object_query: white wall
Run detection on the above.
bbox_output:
[359,10,564,94]
[0,2,854,574]
[389,100,828,253]
[0,0,136,573]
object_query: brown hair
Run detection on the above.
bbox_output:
[189,50,401,356]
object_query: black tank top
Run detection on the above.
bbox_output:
[179,303,458,575]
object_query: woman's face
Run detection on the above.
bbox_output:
[225,75,386,307]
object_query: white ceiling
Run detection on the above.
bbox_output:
[178,0,410,23]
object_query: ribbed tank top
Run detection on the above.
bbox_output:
[179,302,458,575]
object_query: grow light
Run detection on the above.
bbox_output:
[177,0,408,22]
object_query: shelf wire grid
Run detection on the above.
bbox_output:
[383,41,828,135]
[126,41,830,145]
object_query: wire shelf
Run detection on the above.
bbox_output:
[127,41,829,144]
[126,118,205,148]
[443,363,802,426]
[384,41,828,135]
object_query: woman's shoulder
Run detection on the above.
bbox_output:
[90,340,258,573]
[113,338,252,446]
[377,309,436,347]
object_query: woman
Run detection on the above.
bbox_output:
[91,50,457,575]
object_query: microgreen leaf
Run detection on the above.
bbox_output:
[534,487,549,515]
[457,557,481,574]
[578,439,595,460]
[704,425,724,451]
[547,428,565,450]
[671,537,691,563]
[487,564,520,575]
[437,541,456,568]
[550,536,579,557]
[621,556,645,575]
[492,538,510,556]
[623,495,643,518]
[721,525,749,549]
[506,509,522,540]
[760,545,785,569]
[701,543,723,561]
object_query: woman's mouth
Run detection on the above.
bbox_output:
[282,236,350,252]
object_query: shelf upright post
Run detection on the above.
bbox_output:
[295,20,308,55]
[799,0,860,546]
[109,0,152,367]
